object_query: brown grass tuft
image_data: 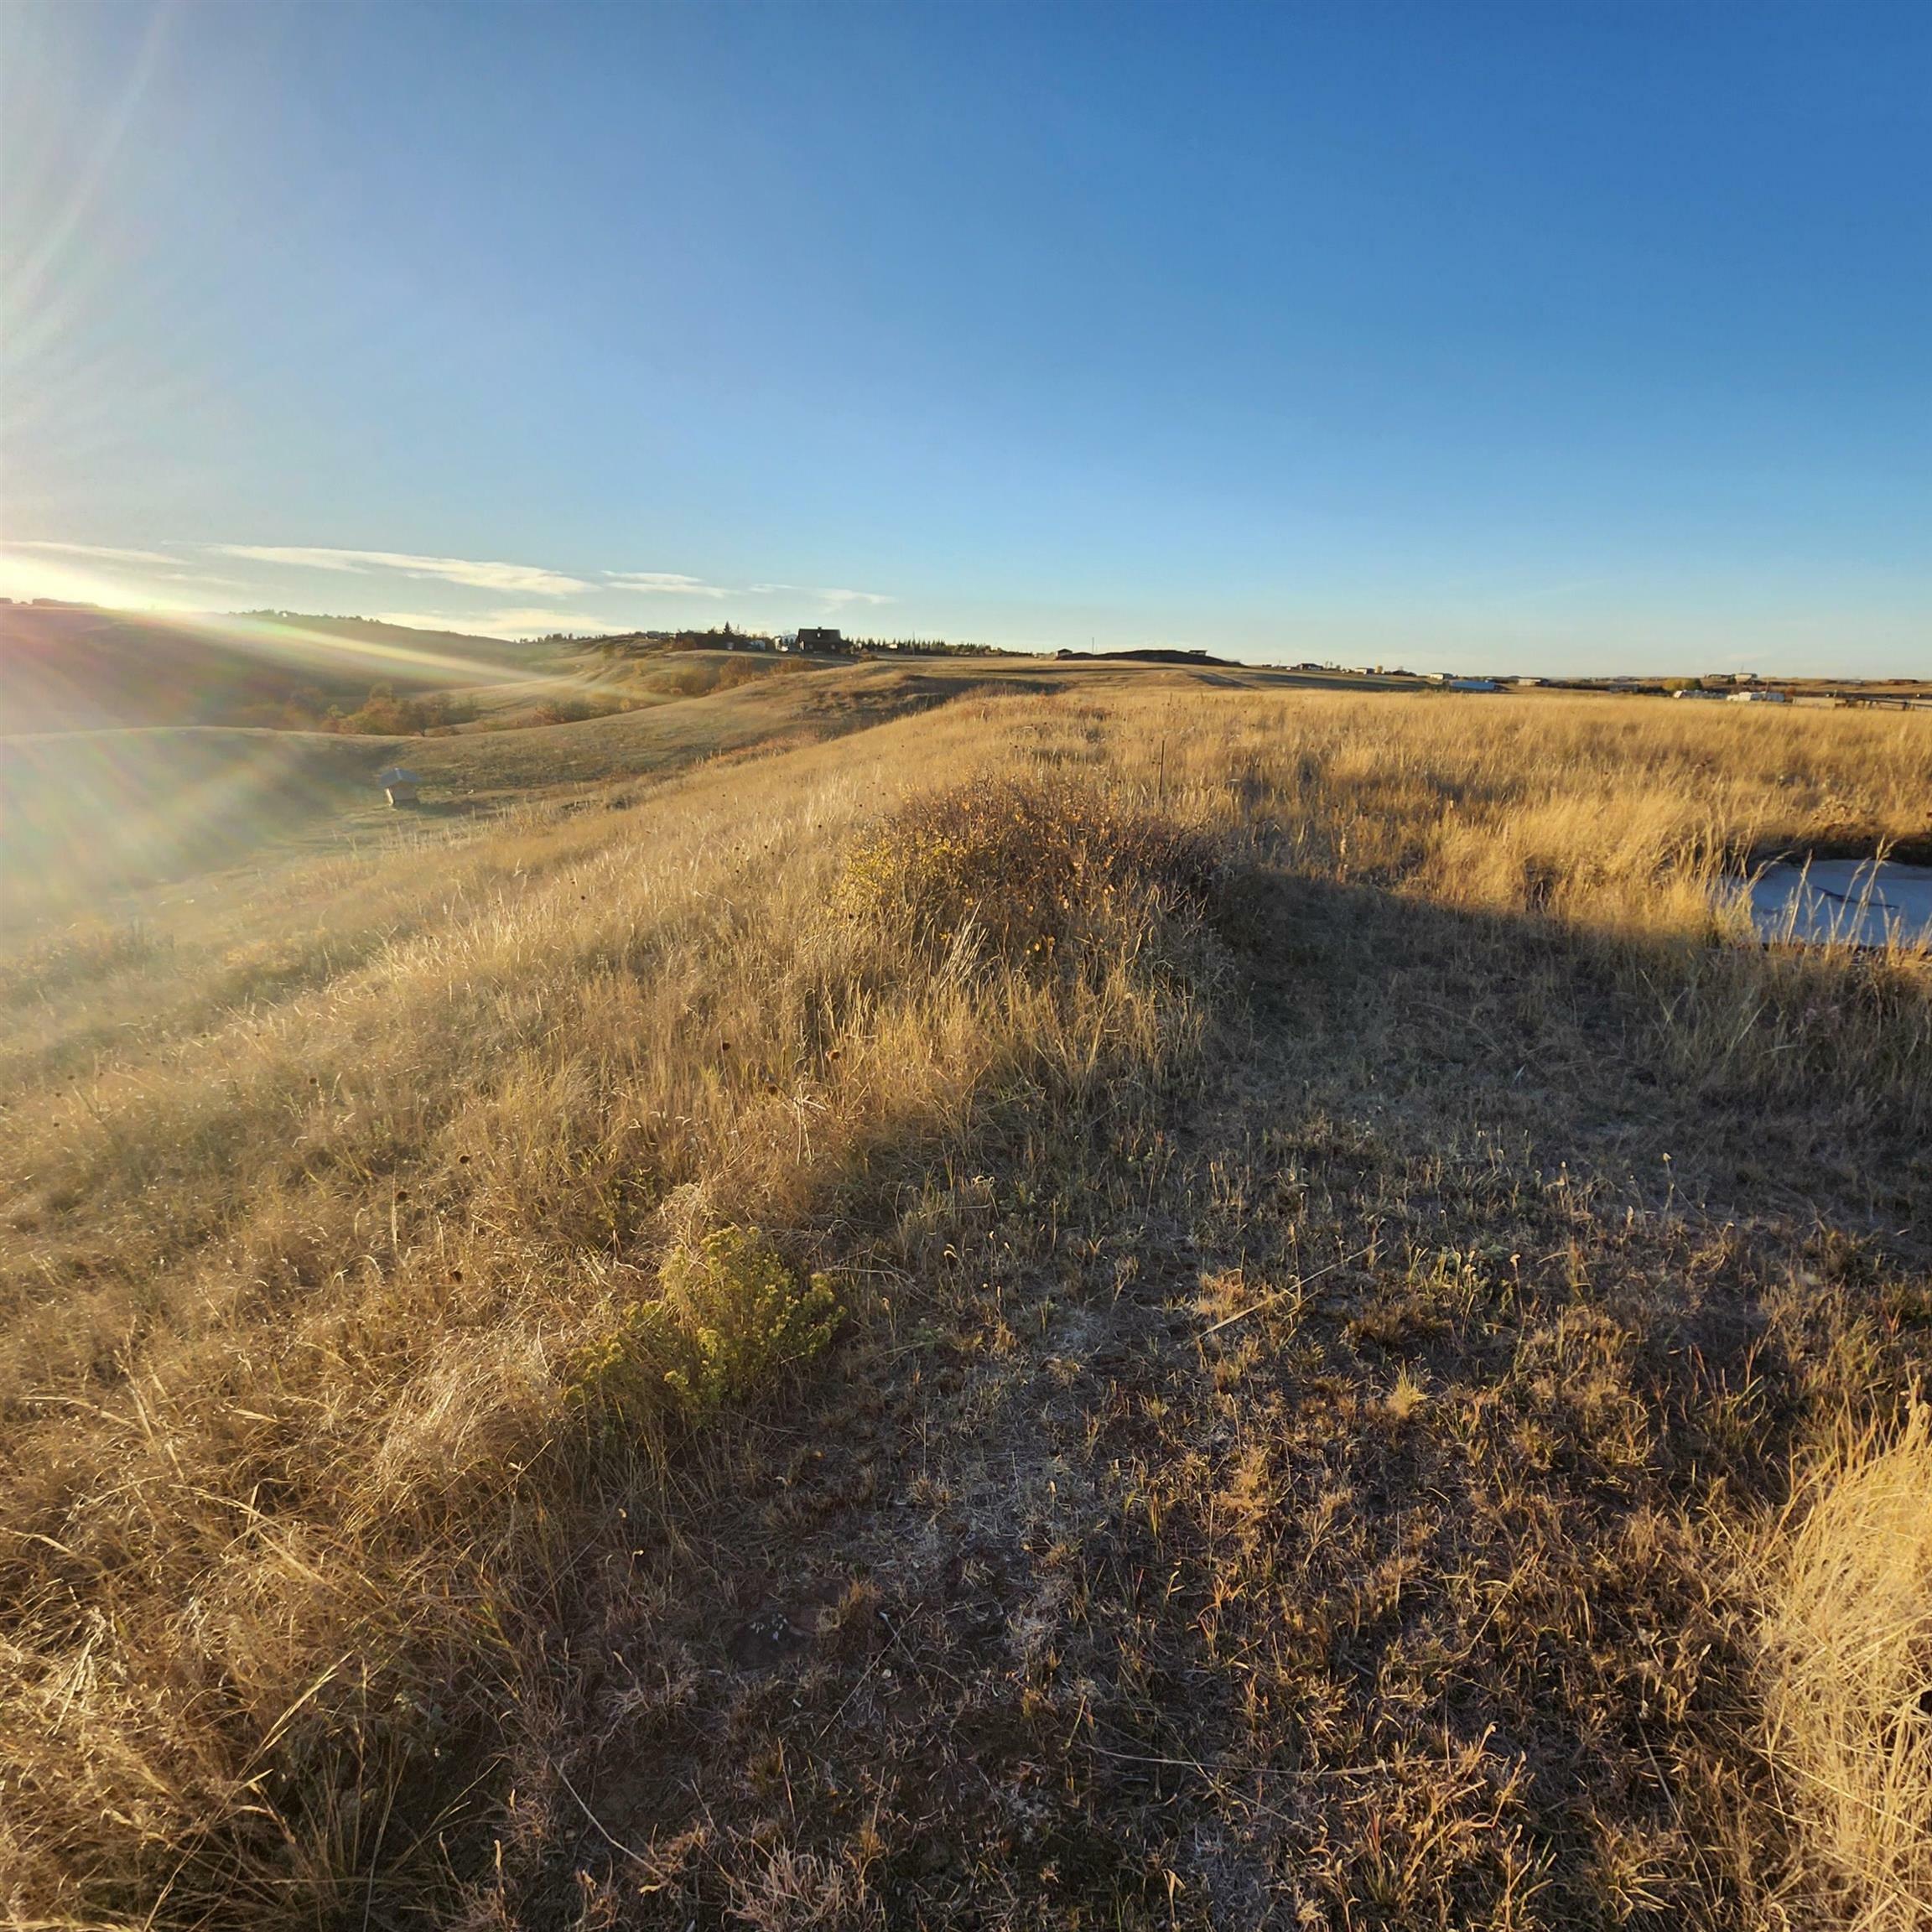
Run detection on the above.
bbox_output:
[840,775,1223,966]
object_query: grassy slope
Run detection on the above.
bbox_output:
[2,689,1929,1929]
[0,657,1035,922]
[0,653,1336,926]
[1,728,392,920]
[0,607,549,733]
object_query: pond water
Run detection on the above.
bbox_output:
[1746,859,1932,949]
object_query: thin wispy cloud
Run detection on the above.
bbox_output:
[375,608,613,639]
[8,538,175,564]
[746,582,892,607]
[7,536,893,627]
[612,574,891,605]
[211,546,592,595]
[604,571,731,598]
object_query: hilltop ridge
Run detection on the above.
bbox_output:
[0,603,548,734]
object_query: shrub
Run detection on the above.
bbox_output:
[840,776,1223,965]
[524,694,636,725]
[325,687,476,735]
[569,1227,840,1428]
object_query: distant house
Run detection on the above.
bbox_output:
[797,627,844,652]
[376,766,422,807]
[1727,688,1789,704]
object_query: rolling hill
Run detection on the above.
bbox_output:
[0,647,1333,922]
[0,603,553,733]
[3,684,1929,1928]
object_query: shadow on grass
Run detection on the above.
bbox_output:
[467,866,1929,1930]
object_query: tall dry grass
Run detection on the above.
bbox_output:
[1757,1403,1932,1929]
[1093,691,1932,1135]
[0,699,1217,1923]
[0,686,1926,1924]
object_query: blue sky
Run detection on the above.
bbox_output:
[3,2,1927,674]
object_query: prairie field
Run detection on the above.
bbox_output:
[2,683,1929,1929]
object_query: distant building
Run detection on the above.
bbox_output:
[376,766,421,807]
[1727,688,1789,704]
[797,627,844,652]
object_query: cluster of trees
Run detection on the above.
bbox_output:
[229,684,477,735]
[513,693,637,726]
[581,625,754,656]
[849,636,998,657]
[578,626,1000,658]
[327,688,477,735]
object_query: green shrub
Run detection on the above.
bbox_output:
[569,1227,840,1428]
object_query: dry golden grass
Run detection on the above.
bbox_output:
[1758,1403,1932,1929]
[841,772,1225,963]
[0,686,1927,1928]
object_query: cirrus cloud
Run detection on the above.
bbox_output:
[18,536,896,622]
[8,538,177,564]
[747,582,892,607]
[611,574,891,607]
[374,608,615,639]
[210,545,592,595]
[603,571,731,598]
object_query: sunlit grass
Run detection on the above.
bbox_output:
[1,687,1926,1925]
